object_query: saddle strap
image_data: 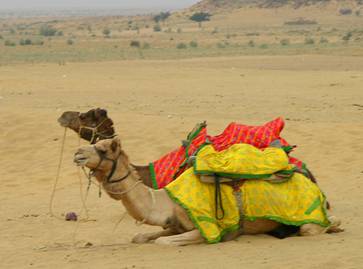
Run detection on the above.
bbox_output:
[214,176,225,220]
[232,183,244,233]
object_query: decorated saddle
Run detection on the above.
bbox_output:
[165,144,330,243]
[149,117,308,189]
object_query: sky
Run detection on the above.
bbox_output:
[0,0,200,9]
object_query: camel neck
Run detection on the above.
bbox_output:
[97,168,161,226]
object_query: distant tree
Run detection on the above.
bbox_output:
[153,12,171,23]
[190,12,211,27]
[39,25,57,36]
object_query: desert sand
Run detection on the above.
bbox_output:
[0,55,363,268]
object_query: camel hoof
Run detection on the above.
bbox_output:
[132,233,150,244]
[327,216,344,233]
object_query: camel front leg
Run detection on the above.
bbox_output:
[132,228,176,244]
[154,229,204,246]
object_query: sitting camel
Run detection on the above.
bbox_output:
[73,137,342,246]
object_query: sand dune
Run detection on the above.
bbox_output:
[0,55,363,268]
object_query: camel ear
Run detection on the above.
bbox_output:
[99,108,107,117]
[111,137,120,152]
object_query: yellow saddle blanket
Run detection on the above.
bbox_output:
[165,168,330,243]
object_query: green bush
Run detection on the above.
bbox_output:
[153,24,161,32]
[259,44,268,49]
[176,42,187,49]
[247,40,255,47]
[177,28,182,33]
[189,41,198,48]
[40,25,57,36]
[67,39,74,45]
[304,37,315,45]
[217,42,226,48]
[342,32,353,41]
[130,40,140,48]
[103,28,111,36]
[19,38,32,45]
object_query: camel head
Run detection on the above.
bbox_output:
[74,137,128,182]
[58,108,115,144]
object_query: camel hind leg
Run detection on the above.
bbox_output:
[154,229,204,246]
[299,216,343,236]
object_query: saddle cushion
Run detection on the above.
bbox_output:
[194,143,295,179]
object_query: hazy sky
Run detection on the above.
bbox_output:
[0,0,200,9]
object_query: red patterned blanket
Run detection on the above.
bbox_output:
[149,117,304,189]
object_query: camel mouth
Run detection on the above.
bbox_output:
[57,117,69,127]
[74,154,88,166]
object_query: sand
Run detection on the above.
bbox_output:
[0,55,363,268]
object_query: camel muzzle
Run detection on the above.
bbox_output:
[74,151,89,166]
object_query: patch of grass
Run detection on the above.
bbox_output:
[284,18,317,25]
[4,40,16,46]
[176,42,187,49]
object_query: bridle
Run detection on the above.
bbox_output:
[91,145,130,184]
[78,117,116,144]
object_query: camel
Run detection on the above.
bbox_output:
[73,137,343,246]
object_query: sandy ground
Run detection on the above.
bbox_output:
[0,55,363,268]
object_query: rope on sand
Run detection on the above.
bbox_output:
[49,127,68,221]
[49,128,90,221]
